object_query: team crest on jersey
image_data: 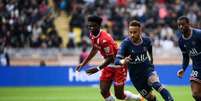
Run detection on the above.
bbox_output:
[104,47,110,53]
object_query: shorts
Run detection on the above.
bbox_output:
[190,69,201,84]
[100,66,127,86]
[130,70,157,97]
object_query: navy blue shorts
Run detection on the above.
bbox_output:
[129,70,157,97]
[190,69,201,84]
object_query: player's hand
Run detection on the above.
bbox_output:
[121,55,132,64]
[76,63,83,72]
[177,69,184,78]
[86,67,99,75]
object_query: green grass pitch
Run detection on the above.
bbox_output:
[0,86,194,101]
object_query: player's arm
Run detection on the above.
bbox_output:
[177,40,189,78]
[76,46,98,71]
[115,41,131,65]
[181,52,190,71]
[86,39,116,75]
[86,55,114,75]
[147,39,153,64]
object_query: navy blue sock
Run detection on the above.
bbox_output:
[152,82,174,101]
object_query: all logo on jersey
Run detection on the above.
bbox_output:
[189,48,201,56]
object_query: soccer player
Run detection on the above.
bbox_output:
[76,15,142,101]
[176,16,201,101]
[115,20,174,101]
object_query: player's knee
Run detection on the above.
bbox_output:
[151,82,163,92]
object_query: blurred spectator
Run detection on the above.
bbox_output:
[0,0,62,48]
[40,60,46,66]
[66,27,76,49]
[0,0,201,49]
[0,39,10,66]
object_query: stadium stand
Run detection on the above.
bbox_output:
[0,0,200,65]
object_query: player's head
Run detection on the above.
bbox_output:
[177,16,190,33]
[128,20,141,39]
[87,15,102,35]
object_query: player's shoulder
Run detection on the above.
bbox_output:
[192,28,201,35]
[100,31,113,39]
[142,36,151,44]
[122,37,130,43]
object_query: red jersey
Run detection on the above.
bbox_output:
[89,31,118,58]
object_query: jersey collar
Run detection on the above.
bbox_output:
[129,37,143,46]
[91,30,102,39]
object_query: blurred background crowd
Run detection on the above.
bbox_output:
[0,0,201,65]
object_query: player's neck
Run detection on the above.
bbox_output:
[183,28,192,39]
[132,37,141,44]
[93,30,100,37]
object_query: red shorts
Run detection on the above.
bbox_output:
[100,66,127,86]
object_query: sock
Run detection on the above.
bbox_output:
[152,82,173,101]
[105,95,115,101]
[124,90,142,101]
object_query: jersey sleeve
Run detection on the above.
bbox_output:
[147,38,153,64]
[195,29,201,41]
[178,39,189,71]
[178,39,188,54]
[114,40,127,65]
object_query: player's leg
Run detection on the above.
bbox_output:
[190,70,201,101]
[134,82,156,101]
[100,67,115,101]
[129,71,153,101]
[145,91,157,101]
[114,84,142,101]
[100,80,115,101]
[113,66,142,101]
[191,80,201,101]
[148,71,174,101]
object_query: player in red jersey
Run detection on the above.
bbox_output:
[76,15,143,101]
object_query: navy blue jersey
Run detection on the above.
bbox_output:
[178,28,201,70]
[115,37,154,76]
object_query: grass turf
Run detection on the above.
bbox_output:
[0,86,194,101]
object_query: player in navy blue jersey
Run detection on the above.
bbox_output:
[177,16,201,101]
[115,20,174,101]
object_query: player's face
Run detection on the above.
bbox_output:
[87,21,100,35]
[129,26,141,39]
[177,19,190,33]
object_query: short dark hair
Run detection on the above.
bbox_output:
[129,20,141,27]
[178,16,190,23]
[87,15,102,25]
